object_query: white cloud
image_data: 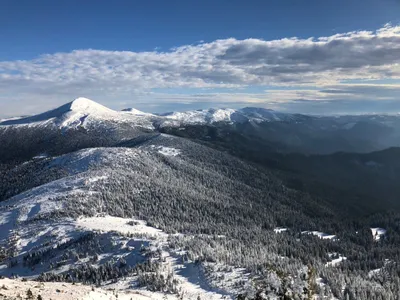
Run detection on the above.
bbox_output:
[1,25,400,117]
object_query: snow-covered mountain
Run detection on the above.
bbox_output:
[2,97,400,299]
[157,107,301,127]
[3,98,400,132]
[158,108,237,126]
[0,97,394,131]
[0,97,155,130]
[3,97,400,160]
[0,98,297,129]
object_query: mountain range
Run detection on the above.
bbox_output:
[3,97,400,156]
[1,97,400,299]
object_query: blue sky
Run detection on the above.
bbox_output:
[1,0,400,117]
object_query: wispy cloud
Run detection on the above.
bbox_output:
[1,25,400,116]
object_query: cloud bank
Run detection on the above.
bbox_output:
[1,25,400,116]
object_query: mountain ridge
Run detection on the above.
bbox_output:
[0,98,296,128]
[4,97,400,129]
[2,97,400,161]
[4,97,400,128]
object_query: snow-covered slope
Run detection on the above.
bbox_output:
[371,227,387,241]
[0,138,256,298]
[0,278,176,300]
[159,108,237,126]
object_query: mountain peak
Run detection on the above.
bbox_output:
[0,97,117,127]
[68,97,114,115]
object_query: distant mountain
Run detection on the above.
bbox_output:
[161,113,400,154]
[156,107,303,127]
[0,98,159,162]
[0,100,298,129]
[1,97,155,130]
[3,98,400,158]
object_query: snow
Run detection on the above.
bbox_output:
[33,153,49,159]
[160,108,236,127]
[302,231,336,240]
[0,210,19,243]
[60,98,153,129]
[326,254,347,267]
[0,278,175,300]
[49,147,139,173]
[209,108,236,122]
[157,106,299,127]
[171,259,232,299]
[274,227,288,233]
[0,159,120,255]
[148,145,181,156]
[76,216,166,238]
[157,146,181,156]
[0,148,141,241]
[0,207,235,298]
[18,221,79,254]
[122,108,154,116]
[87,175,108,183]
[70,97,116,116]
[201,262,251,297]
[76,216,233,299]
[371,227,386,240]
[368,268,382,278]
[58,98,117,129]
[0,175,88,224]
